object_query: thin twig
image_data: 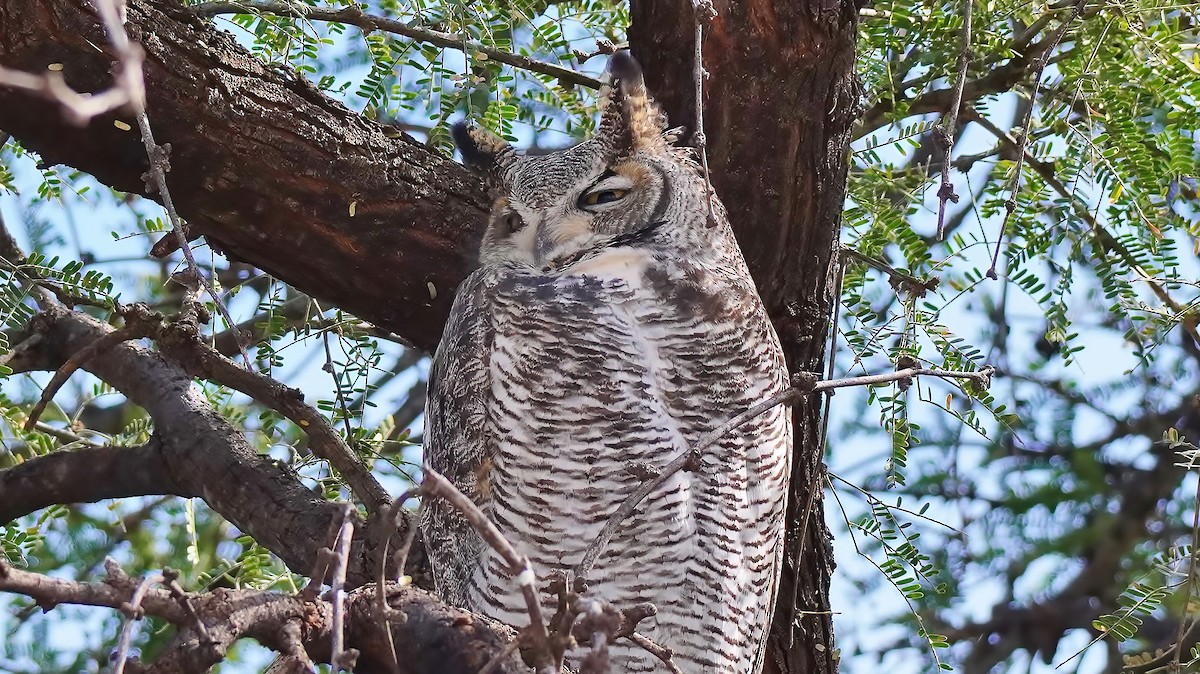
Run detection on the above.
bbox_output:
[135,113,251,367]
[967,111,1200,349]
[86,0,253,366]
[690,0,717,226]
[328,505,357,672]
[0,211,115,310]
[791,235,846,641]
[935,0,973,240]
[546,572,578,663]
[576,597,621,674]
[0,559,181,621]
[816,365,995,393]
[854,0,1091,139]
[816,254,845,464]
[31,420,104,447]
[112,572,166,674]
[574,383,805,582]
[476,640,522,674]
[321,325,359,452]
[375,490,420,674]
[300,508,349,600]
[163,568,215,646]
[56,0,250,365]
[840,246,940,298]
[627,632,683,674]
[421,466,555,672]
[191,1,601,89]
[120,301,391,513]
[574,365,997,581]
[986,0,1087,278]
[1174,469,1200,667]
[24,327,141,430]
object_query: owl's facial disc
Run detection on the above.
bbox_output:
[466,50,679,268]
[517,159,664,267]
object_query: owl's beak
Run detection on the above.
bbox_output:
[532,218,556,265]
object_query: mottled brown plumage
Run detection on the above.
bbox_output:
[422,51,792,673]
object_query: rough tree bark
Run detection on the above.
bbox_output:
[0,0,488,351]
[629,3,859,673]
[0,0,859,671]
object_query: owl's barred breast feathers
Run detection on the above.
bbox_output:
[421,51,793,674]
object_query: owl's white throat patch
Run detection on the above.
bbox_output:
[560,246,653,281]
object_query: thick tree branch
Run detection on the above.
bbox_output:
[0,440,182,524]
[0,0,489,352]
[4,304,424,586]
[0,559,185,621]
[112,302,392,514]
[0,560,526,674]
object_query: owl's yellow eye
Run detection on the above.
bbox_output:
[582,188,630,206]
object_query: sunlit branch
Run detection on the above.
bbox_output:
[191,1,603,89]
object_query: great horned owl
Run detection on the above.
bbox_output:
[421,51,792,674]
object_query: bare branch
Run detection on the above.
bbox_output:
[0,559,184,622]
[1,557,522,674]
[2,0,490,353]
[211,292,312,357]
[814,365,995,394]
[374,491,420,674]
[112,572,167,674]
[163,568,215,647]
[689,0,717,226]
[321,323,360,455]
[136,116,250,366]
[855,0,1093,139]
[300,509,347,601]
[576,598,620,674]
[420,466,555,672]
[115,301,391,514]
[477,641,522,674]
[6,303,398,584]
[328,506,358,672]
[191,0,602,89]
[986,0,1087,279]
[935,0,972,240]
[840,246,940,298]
[87,0,257,365]
[0,58,141,126]
[572,382,804,583]
[966,110,1200,349]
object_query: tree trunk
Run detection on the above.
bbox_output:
[629,2,859,673]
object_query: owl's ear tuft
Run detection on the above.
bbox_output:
[453,121,517,174]
[597,50,668,154]
[606,50,646,95]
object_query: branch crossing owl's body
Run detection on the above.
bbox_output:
[422,52,792,673]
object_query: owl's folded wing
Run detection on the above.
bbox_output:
[419,268,496,609]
